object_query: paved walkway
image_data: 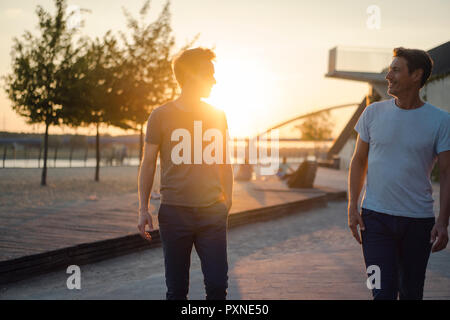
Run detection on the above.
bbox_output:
[1,200,449,299]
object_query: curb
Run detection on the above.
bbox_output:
[0,190,346,285]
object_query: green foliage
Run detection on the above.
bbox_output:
[4,0,81,127]
[3,0,186,180]
[296,111,333,141]
[119,0,178,129]
[60,31,129,129]
[3,0,84,185]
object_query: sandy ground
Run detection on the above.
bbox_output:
[0,163,338,211]
[0,166,140,211]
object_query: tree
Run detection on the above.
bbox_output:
[296,111,333,141]
[119,0,180,163]
[4,0,83,185]
[60,32,130,181]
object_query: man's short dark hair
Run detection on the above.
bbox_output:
[172,48,216,88]
[393,47,434,88]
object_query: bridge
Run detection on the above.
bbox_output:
[230,100,368,167]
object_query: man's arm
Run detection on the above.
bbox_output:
[137,142,159,241]
[348,135,369,244]
[431,150,450,252]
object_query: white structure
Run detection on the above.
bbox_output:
[422,77,450,112]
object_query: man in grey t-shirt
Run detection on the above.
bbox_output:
[348,47,449,300]
[137,48,233,300]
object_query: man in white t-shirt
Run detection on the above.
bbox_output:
[348,47,450,300]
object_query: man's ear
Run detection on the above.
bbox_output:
[412,68,423,84]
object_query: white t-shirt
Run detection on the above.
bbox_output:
[354,98,450,218]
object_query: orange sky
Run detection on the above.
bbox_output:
[1,0,449,138]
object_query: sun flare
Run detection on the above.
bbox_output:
[204,59,274,138]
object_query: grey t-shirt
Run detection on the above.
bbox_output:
[354,99,450,218]
[145,101,229,207]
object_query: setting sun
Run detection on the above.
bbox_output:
[205,58,275,138]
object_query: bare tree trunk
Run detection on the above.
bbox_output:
[95,122,100,182]
[41,123,49,186]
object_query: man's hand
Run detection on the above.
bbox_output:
[431,221,449,253]
[138,210,154,242]
[348,205,365,244]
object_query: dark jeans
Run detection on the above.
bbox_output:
[361,207,435,300]
[157,200,229,300]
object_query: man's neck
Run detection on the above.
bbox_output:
[175,93,202,111]
[394,91,424,110]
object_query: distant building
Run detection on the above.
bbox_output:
[325,41,450,170]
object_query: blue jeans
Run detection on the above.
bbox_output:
[361,207,435,300]
[157,200,229,300]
